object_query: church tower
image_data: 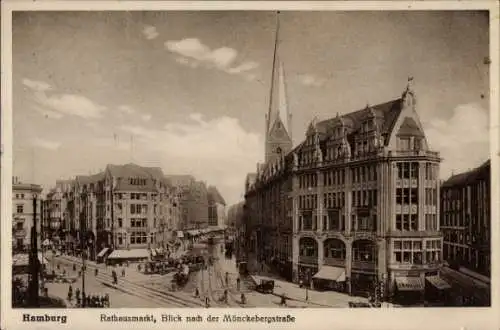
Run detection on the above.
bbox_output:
[265,11,293,164]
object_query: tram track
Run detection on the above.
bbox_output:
[55,255,204,308]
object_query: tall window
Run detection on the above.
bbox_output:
[328,210,340,231]
[410,162,419,179]
[425,239,441,263]
[324,240,346,259]
[393,239,423,264]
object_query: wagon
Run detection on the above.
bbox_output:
[255,279,274,294]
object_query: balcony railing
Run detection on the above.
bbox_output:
[395,204,418,214]
[351,260,376,270]
[298,255,318,265]
[389,150,440,158]
[323,257,345,267]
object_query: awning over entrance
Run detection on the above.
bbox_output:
[107,249,149,260]
[186,230,199,236]
[97,248,109,258]
[426,276,451,290]
[12,253,48,267]
[313,266,346,282]
[395,276,424,291]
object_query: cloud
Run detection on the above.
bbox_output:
[424,103,489,179]
[296,74,327,87]
[142,25,159,40]
[23,78,107,119]
[165,38,259,79]
[117,105,135,114]
[22,78,53,92]
[116,113,263,204]
[32,137,61,150]
[141,114,152,122]
[92,137,129,151]
[33,106,64,120]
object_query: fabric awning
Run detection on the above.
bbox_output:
[313,266,346,282]
[12,253,48,267]
[395,277,424,291]
[426,276,451,290]
[177,231,184,238]
[107,249,149,260]
[97,248,109,258]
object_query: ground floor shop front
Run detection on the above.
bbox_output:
[292,262,452,305]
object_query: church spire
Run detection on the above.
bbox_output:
[265,11,293,164]
[267,11,291,139]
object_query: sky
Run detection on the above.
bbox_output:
[12,11,490,206]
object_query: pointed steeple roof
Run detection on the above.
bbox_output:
[267,11,291,140]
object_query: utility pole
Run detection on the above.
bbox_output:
[80,194,87,307]
[28,195,39,307]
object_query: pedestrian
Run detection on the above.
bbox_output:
[205,296,210,308]
[67,285,73,302]
[236,277,241,291]
[75,288,81,300]
[95,268,98,276]
[280,293,287,306]
[225,272,229,286]
[240,293,246,305]
[195,287,199,298]
[121,268,126,277]
[73,264,76,272]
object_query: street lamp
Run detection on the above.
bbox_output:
[28,193,40,307]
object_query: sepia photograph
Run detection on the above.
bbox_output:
[2,3,498,328]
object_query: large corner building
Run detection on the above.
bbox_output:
[243,15,444,302]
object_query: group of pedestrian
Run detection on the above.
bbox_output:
[67,284,110,308]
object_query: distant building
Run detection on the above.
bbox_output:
[440,160,490,277]
[227,201,244,229]
[12,177,43,252]
[43,180,72,242]
[165,175,210,229]
[47,164,181,259]
[207,186,226,228]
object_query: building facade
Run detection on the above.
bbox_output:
[166,175,210,230]
[208,186,227,227]
[12,177,43,252]
[43,180,72,243]
[50,164,181,259]
[440,160,490,277]
[245,77,444,300]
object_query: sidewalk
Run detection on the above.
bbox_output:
[250,274,369,308]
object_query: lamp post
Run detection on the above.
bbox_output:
[28,194,40,307]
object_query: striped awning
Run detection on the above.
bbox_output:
[313,266,346,282]
[97,248,109,258]
[426,276,451,290]
[108,249,149,260]
[395,277,424,291]
[12,253,48,267]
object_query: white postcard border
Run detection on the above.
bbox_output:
[1,1,499,330]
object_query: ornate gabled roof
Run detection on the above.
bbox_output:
[207,186,226,206]
[316,98,403,142]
